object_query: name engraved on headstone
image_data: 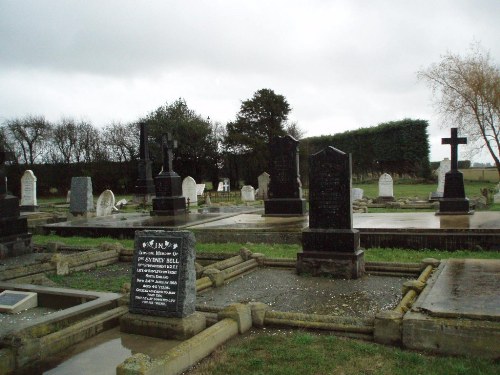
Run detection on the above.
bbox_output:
[130,236,183,313]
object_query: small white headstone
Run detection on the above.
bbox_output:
[437,158,451,194]
[217,181,224,192]
[20,170,37,207]
[222,178,230,192]
[351,188,364,201]
[241,185,255,202]
[182,176,198,205]
[196,184,205,196]
[96,189,115,217]
[257,172,270,199]
[378,173,394,198]
[66,190,71,203]
[116,199,127,208]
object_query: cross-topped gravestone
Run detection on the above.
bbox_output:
[134,121,155,202]
[0,149,15,195]
[442,128,467,171]
[151,133,185,216]
[161,132,178,173]
[437,128,472,215]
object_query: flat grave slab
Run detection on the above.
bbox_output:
[0,290,37,313]
[414,259,500,320]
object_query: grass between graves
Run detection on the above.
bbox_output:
[185,329,500,375]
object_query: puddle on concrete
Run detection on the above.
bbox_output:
[198,268,409,318]
[18,327,180,375]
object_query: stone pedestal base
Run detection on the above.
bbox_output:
[20,205,39,212]
[375,196,396,203]
[151,196,186,216]
[296,249,365,279]
[437,198,473,215]
[120,312,206,340]
[132,193,154,204]
[264,198,307,216]
[302,228,360,252]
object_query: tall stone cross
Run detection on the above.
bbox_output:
[161,133,178,173]
[442,128,467,171]
[0,148,15,195]
[138,122,150,160]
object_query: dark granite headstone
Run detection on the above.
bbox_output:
[264,135,306,216]
[129,230,196,318]
[438,128,472,215]
[151,133,186,216]
[0,148,32,258]
[69,176,94,215]
[297,146,364,279]
[134,121,155,202]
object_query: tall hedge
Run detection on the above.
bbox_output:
[300,119,431,184]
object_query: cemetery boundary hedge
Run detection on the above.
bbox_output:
[300,119,431,184]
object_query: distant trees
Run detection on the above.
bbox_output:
[418,42,500,177]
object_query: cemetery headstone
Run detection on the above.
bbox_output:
[69,177,94,217]
[0,148,32,258]
[217,181,224,192]
[134,121,155,203]
[151,133,186,216]
[351,188,364,201]
[264,135,306,216]
[438,128,472,214]
[297,146,364,279]
[20,170,39,212]
[257,172,270,199]
[96,189,115,217]
[377,173,395,202]
[182,176,198,205]
[66,190,71,203]
[494,183,500,204]
[241,185,255,202]
[430,158,451,200]
[196,184,205,196]
[129,230,196,317]
[0,290,37,314]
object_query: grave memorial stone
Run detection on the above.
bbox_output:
[134,121,155,203]
[297,146,365,279]
[264,135,306,216]
[196,184,205,196]
[494,184,500,204]
[217,181,224,192]
[257,172,270,199]
[182,176,198,206]
[121,230,206,340]
[151,133,186,216]
[20,170,39,212]
[241,185,255,202]
[0,148,32,258]
[438,128,472,214]
[0,290,37,314]
[377,173,395,202]
[430,158,451,201]
[351,188,364,201]
[95,189,115,217]
[69,177,94,217]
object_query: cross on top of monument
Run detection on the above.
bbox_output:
[161,133,178,173]
[442,128,467,171]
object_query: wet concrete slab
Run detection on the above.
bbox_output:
[414,259,500,320]
[197,268,410,318]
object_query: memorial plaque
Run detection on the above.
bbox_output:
[0,290,38,313]
[308,146,352,229]
[130,230,196,318]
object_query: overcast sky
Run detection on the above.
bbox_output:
[1,0,499,163]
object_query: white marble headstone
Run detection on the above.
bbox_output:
[378,173,394,198]
[20,170,37,207]
[437,158,451,193]
[217,181,224,192]
[351,188,364,201]
[257,172,270,199]
[96,189,115,217]
[196,184,205,196]
[182,176,198,205]
[241,185,255,202]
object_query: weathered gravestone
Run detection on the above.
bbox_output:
[151,133,186,216]
[20,170,39,212]
[69,177,94,217]
[134,121,155,203]
[297,146,365,279]
[351,188,364,201]
[95,189,115,217]
[182,176,198,206]
[438,128,472,214]
[241,185,255,202]
[430,158,451,201]
[121,230,205,339]
[377,173,395,202]
[257,172,270,199]
[264,135,306,216]
[0,148,32,258]
[196,184,205,196]
[217,181,224,192]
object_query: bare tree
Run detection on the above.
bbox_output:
[102,122,138,162]
[5,115,53,164]
[417,42,500,177]
[51,117,79,163]
[74,121,108,162]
